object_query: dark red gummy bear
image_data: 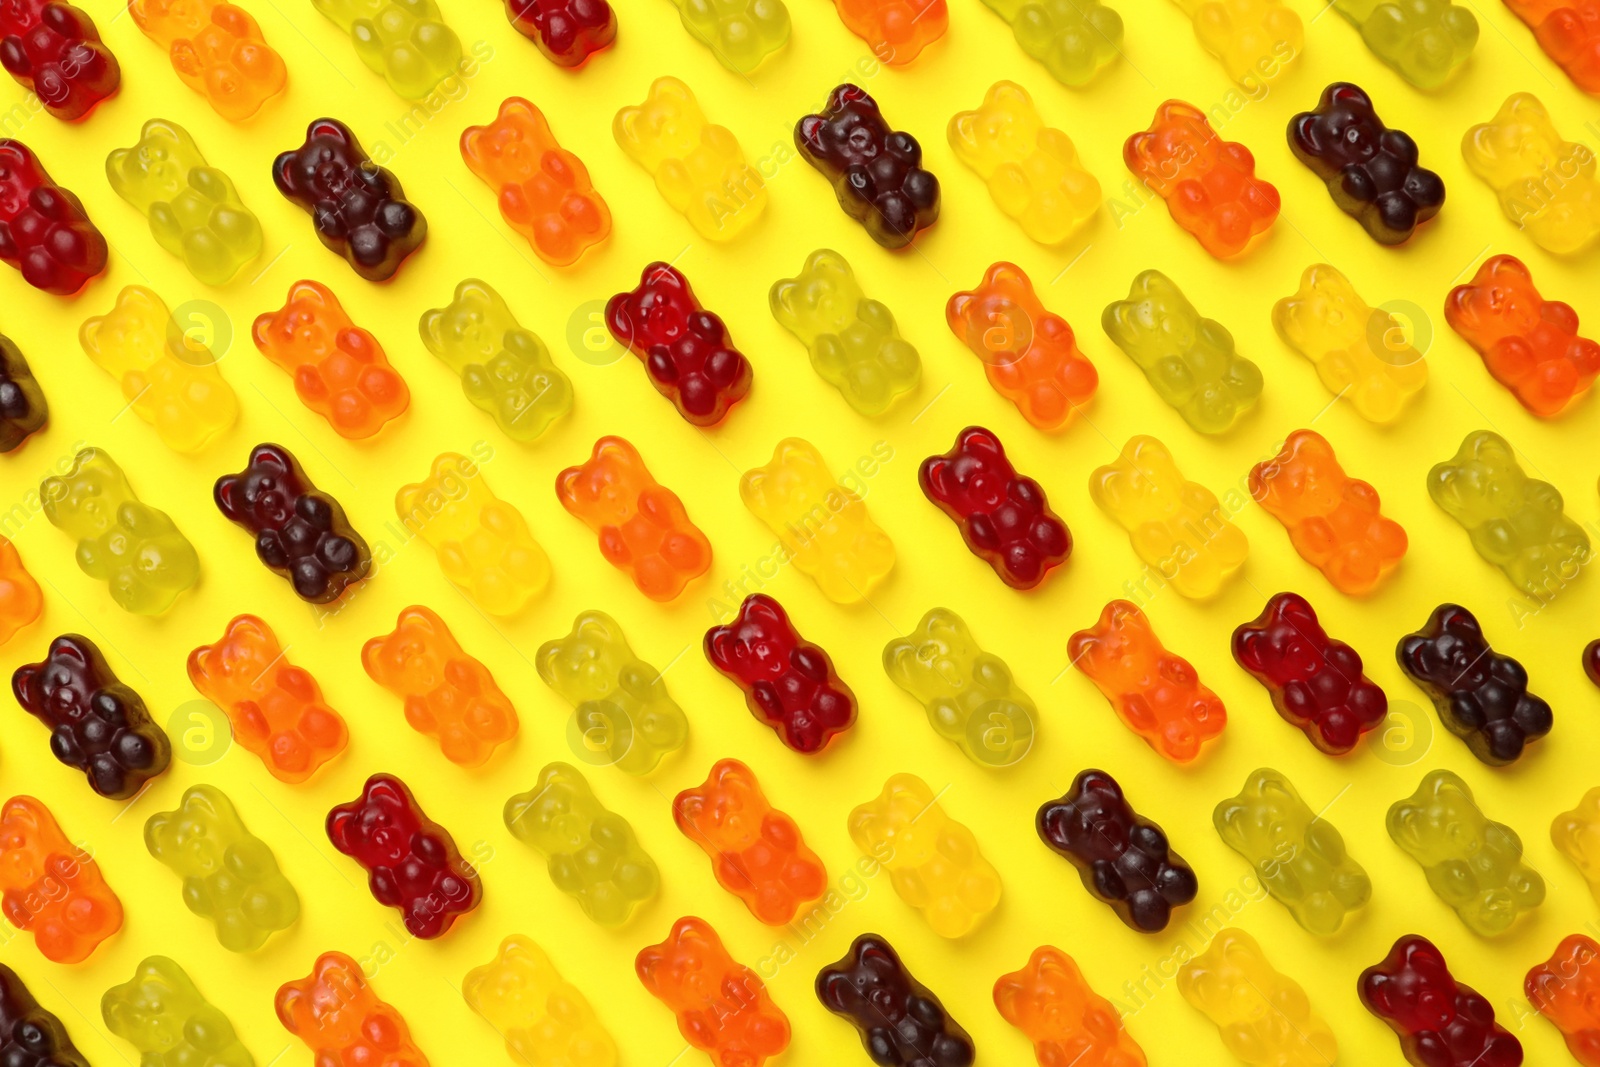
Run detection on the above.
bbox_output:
[605,261,752,426]
[504,0,615,65]
[1585,639,1600,689]
[326,773,482,939]
[1231,591,1388,755]
[0,139,106,295]
[795,83,940,250]
[816,934,974,1067]
[271,118,427,282]
[1358,935,1524,1067]
[214,443,371,605]
[1287,82,1444,246]
[1036,768,1197,933]
[0,963,88,1066]
[0,0,119,121]
[1397,603,1551,767]
[0,333,46,452]
[704,593,857,754]
[918,425,1070,590]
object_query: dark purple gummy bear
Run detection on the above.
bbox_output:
[0,963,89,1067]
[0,333,46,452]
[815,934,974,1067]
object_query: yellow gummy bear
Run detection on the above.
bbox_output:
[1553,787,1600,906]
[1177,928,1338,1067]
[613,76,766,242]
[947,81,1100,245]
[395,452,549,616]
[1462,92,1600,256]
[1272,263,1427,424]
[740,437,894,604]
[311,0,462,99]
[463,935,618,1067]
[1169,0,1302,85]
[80,286,239,454]
[1088,435,1248,599]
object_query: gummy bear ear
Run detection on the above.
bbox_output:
[1487,255,1532,285]
[213,473,242,520]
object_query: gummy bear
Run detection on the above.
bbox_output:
[504,762,659,926]
[310,0,460,98]
[535,611,689,775]
[796,84,939,249]
[504,0,615,64]
[419,278,573,441]
[674,759,826,926]
[81,285,239,452]
[277,951,431,1066]
[817,934,974,1066]
[612,76,766,241]
[464,935,618,1066]
[976,0,1120,85]
[328,773,481,938]
[0,0,118,120]
[1445,255,1600,416]
[1213,768,1369,935]
[1088,435,1248,598]
[1036,768,1196,932]
[1177,928,1338,1067]
[1272,263,1428,423]
[1250,428,1408,595]
[638,917,790,1066]
[461,97,611,267]
[128,0,286,120]
[103,956,252,1065]
[143,784,299,952]
[769,248,921,415]
[1397,603,1551,765]
[606,262,753,426]
[1360,935,1524,1067]
[883,606,1037,766]
[1427,430,1590,595]
[1231,591,1388,755]
[395,451,550,615]
[740,438,895,603]
[1169,0,1303,83]
[1102,271,1263,433]
[1124,100,1280,258]
[187,614,350,784]
[106,118,263,286]
[1288,82,1445,245]
[946,261,1099,430]
[0,334,46,452]
[253,279,411,439]
[0,536,40,644]
[848,774,1001,939]
[1553,787,1600,905]
[0,795,122,963]
[12,633,171,801]
[827,0,946,62]
[0,963,88,1065]
[1332,0,1477,87]
[0,139,106,294]
[671,0,788,71]
[1527,934,1600,1065]
[1069,599,1225,763]
[994,946,1146,1067]
[920,424,1071,589]
[1463,93,1600,255]
[272,117,426,281]
[41,446,199,614]
[704,593,858,753]
[215,442,371,603]
[556,436,712,602]
[948,81,1101,244]
[1501,0,1600,93]
[362,604,519,766]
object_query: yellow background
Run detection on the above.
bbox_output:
[2,0,1599,1062]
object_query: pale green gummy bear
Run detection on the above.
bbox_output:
[1333,0,1477,89]
[103,955,255,1066]
[980,0,1122,86]
[670,0,790,73]
[311,0,463,99]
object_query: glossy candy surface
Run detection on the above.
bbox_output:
[129,0,285,120]
[636,916,790,1067]
[0,0,117,119]
[671,0,788,71]
[978,0,1120,85]
[1359,935,1523,1067]
[829,0,946,61]
[994,946,1147,1067]
[816,934,974,1067]
[1553,788,1600,904]
[1526,934,1600,1066]
[0,795,122,962]
[464,935,618,1067]
[1502,0,1600,92]
[311,0,460,97]
[0,139,106,294]
[1463,93,1600,255]
[1169,0,1303,83]
[1332,0,1477,87]
[1177,928,1338,1067]
[103,956,252,1066]
[0,963,88,1065]
[277,951,430,1066]
[0,536,41,643]
[504,0,614,63]
[0,334,46,452]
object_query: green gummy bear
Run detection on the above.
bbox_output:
[1333,0,1477,88]
[311,0,463,99]
[981,0,1122,85]
[102,955,254,1066]
[669,0,790,72]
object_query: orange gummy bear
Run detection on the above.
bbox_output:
[636,916,791,1067]
[0,796,123,963]
[1502,0,1600,92]
[946,262,1098,430]
[832,0,947,62]
[556,436,712,602]
[361,605,518,767]
[673,759,824,926]
[1527,933,1600,1065]
[128,0,287,121]
[1069,600,1225,763]
[277,951,430,1066]
[187,615,349,784]
[0,536,42,644]
[253,280,410,439]
[1250,429,1408,596]
[461,97,611,267]
[995,946,1148,1067]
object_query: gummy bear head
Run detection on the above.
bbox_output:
[214,443,309,528]
[674,759,766,852]
[1295,83,1382,166]
[848,773,939,862]
[636,917,725,1004]
[189,614,280,699]
[463,937,562,1028]
[420,279,519,365]
[131,0,209,36]
[1360,936,1455,1031]
[40,448,134,540]
[948,262,1038,362]
[461,97,556,187]
[770,249,860,340]
[0,796,60,885]
[556,437,649,526]
[1092,435,1184,526]
[1448,255,1541,334]
[1070,599,1158,678]
[143,786,240,878]
[884,607,972,692]
[739,439,832,521]
[1103,271,1197,354]
[948,81,1041,168]
[80,286,173,377]
[536,610,632,702]
[1216,769,1305,860]
[253,280,349,361]
[1463,93,1563,185]
[1428,430,1523,526]
[614,76,702,164]
[327,775,423,865]
[504,762,600,853]
[361,606,455,694]
[1273,264,1366,351]
[0,140,49,215]
[102,956,200,1051]
[107,119,201,208]
[1253,430,1344,519]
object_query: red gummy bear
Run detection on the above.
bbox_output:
[636,916,791,1067]
[0,0,119,120]
[326,773,482,939]
[1359,935,1523,1067]
[919,424,1071,589]
[606,262,752,426]
[1526,934,1600,1066]
[277,951,431,1066]
[703,594,857,754]
[1445,254,1600,417]
[503,0,615,65]
[1503,0,1600,92]
[1231,592,1387,755]
[0,140,106,295]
